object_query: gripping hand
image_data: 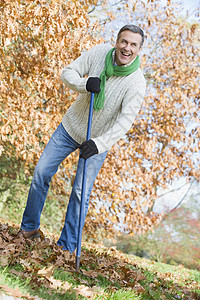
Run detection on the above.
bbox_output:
[86,77,101,93]
[80,139,98,159]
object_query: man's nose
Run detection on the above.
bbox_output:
[124,43,131,51]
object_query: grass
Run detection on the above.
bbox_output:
[0,264,141,300]
[0,266,77,299]
[0,178,67,235]
[0,233,199,300]
[100,290,141,299]
[0,179,200,299]
[0,261,199,300]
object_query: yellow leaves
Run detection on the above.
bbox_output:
[32,24,43,36]
[7,18,17,35]
[37,265,55,277]
[1,222,152,298]
[0,145,4,157]
[0,0,101,174]
[73,285,100,298]
[1,0,200,239]
[34,5,43,16]
[48,25,55,36]
[4,38,12,47]
[1,123,11,138]
[0,284,31,300]
[50,278,72,291]
[37,265,73,291]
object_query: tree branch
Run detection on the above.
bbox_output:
[158,182,192,199]
[170,180,194,213]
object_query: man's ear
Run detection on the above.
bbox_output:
[114,38,119,48]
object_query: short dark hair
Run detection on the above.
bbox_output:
[117,25,144,48]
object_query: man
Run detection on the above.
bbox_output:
[19,25,146,253]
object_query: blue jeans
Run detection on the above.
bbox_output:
[21,123,107,252]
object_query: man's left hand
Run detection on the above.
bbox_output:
[80,139,98,159]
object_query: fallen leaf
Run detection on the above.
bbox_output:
[0,284,32,299]
[0,255,9,267]
[81,269,99,278]
[31,250,40,259]
[73,285,95,298]
[48,276,67,290]
[37,265,55,277]
[134,283,146,293]
[19,259,31,268]
[62,281,73,291]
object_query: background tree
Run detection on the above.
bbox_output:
[0,0,101,194]
[0,0,199,240]
[85,0,200,239]
[110,186,200,270]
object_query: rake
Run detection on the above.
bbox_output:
[76,92,94,271]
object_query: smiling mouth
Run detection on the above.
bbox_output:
[121,51,131,57]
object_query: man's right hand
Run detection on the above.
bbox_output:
[86,77,101,93]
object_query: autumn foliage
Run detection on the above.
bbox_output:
[1,1,200,238]
[0,222,199,299]
[86,1,200,238]
[0,0,100,160]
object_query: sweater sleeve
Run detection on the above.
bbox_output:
[60,47,94,93]
[61,44,110,93]
[92,81,146,154]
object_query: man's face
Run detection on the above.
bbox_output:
[115,30,142,66]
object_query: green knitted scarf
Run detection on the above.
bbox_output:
[93,47,140,111]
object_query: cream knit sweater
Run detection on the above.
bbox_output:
[61,43,146,154]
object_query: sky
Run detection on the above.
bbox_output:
[140,0,200,20]
[180,0,199,11]
[165,0,199,19]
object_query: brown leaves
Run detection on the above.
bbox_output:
[0,284,34,300]
[0,222,144,287]
[0,222,139,297]
[89,1,200,235]
[0,222,200,299]
[1,0,200,240]
[73,285,102,298]
[0,0,101,170]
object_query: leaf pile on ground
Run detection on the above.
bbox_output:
[0,221,200,299]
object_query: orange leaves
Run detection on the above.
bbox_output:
[1,0,200,240]
[0,0,101,172]
[0,222,147,296]
[1,222,200,299]
[73,285,101,298]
